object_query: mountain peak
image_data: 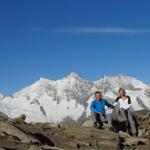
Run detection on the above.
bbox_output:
[101,74,143,82]
[39,77,51,82]
[34,77,55,87]
[67,72,82,79]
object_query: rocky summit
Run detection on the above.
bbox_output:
[0,110,150,150]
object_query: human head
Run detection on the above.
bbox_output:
[118,88,126,97]
[95,91,102,100]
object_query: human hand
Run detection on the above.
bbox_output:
[99,112,103,116]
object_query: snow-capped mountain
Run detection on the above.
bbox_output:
[0,72,149,123]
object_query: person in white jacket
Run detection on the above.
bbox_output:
[114,88,137,136]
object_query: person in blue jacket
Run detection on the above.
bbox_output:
[90,91,115,129]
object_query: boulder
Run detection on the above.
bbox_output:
[82,120,94,127]
[14,114,26,124]
[118,131,131,139]
[124,137,149,146]
[0,121,39,144]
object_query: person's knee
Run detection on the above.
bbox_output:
[127,110,133,117]
[127,111,133,119]
[120,108,126,115]
[95,113,101,120]
[95,113,100,117]
[120,108,125,112]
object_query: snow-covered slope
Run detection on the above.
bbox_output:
[94,75,146,94]
[0,73,149,123]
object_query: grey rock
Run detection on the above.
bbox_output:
[118,131,131,139]
[42,145,64,150]
[0,121,40,144]
[124,137,149,146]
[82,120,94,127]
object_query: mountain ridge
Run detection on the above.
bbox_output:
[0,72,149,123]
[0,72,147,96]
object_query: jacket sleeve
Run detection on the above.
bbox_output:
[115,97,120,102]
[90,101,99,113]
[127,96,131,104]
[113,97,120,107]
[105,100,115,108]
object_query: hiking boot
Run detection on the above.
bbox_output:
[98,125,105,130]
[108,127,114,131]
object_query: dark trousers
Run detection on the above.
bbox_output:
[95,113,104,126]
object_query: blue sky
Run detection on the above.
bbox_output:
[0,0,150,95]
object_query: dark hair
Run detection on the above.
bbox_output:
[95,91,102,96]
[118,88,126,94]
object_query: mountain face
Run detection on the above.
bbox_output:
[0,72,149,123]
[144,86,150,97]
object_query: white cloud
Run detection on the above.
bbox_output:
[18,27,150,34]
[53,27,150,34]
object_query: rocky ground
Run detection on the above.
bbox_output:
[0,110,150,150]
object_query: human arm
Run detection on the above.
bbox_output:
[113,97,120,107]
[105,100,115,109]
[90,101,99,113]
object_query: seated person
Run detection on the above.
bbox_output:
[114,88,137,136]
[90,91,115,130]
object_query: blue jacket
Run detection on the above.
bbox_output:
[90,99,114,114]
